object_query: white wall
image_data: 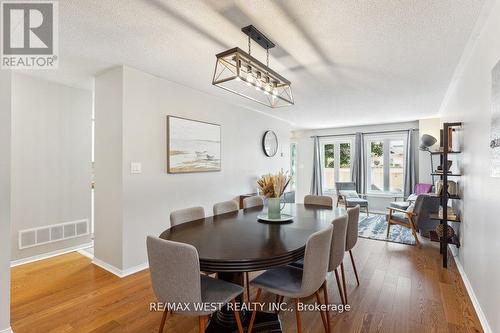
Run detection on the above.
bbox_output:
[439,1,500,331]
[293,121,419,212]
[94,67,124,270]
[10,74,93,261]
[0,71,12,332]
[94,66,292,271]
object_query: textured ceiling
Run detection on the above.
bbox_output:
[23,0,486,129]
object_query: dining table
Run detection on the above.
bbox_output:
[159,203,347,333]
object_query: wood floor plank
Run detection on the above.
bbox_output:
[11,238,484,333]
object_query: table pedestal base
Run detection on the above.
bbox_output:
[206,310,281,333]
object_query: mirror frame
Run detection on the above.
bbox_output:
[262,130,278,157]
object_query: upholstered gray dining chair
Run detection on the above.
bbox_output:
[248,225,333,333]
[335,182,369,215]
[304,195,333,207]
[213,200,239,216]
[242,195,264,209]
[146,236,244,333]
[212,199,252,303]
[170,206,205,227]
[289,214,349,309]
[342,205,360,303]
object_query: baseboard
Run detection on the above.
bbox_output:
[77,248,94,260]
[10,242,94,267]
[92,257,148,278]
[0,326,14,333]
[453,254,492,333]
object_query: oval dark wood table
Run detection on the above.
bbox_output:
[159,203,347,333]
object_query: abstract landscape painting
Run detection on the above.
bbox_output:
[167,116,221,173]
[492,60,500,177]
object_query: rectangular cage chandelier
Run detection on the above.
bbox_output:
[212,25,294,108]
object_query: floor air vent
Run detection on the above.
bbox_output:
[18,219,89,249]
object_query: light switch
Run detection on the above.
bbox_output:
[131,162,142,174]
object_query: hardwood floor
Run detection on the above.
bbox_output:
[11,238,483,333]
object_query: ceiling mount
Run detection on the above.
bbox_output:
[241,25,275,50]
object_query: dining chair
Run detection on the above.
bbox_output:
[342,205,360,303]
[288,214,348,308]
[248,225,333,333]
[213,200,239,216]
[212,199,251,302]
[146,236,244,333]
[242,195,264,209]
[170,206,205,227]
[304,195,333,207]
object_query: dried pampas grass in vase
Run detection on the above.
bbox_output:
[257,170,290,219]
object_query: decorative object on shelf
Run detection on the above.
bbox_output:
[436,180,458,196]
[436,160,452,172]
[419,134,437,185]
[435,223,455,239]
[440,128,454,151]
[262,130,278,157]
[257,170,290,219]
[212,25,293,108]
[491,59,500,177]
[166,116,221,173]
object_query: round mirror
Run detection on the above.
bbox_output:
[262,130,278,157]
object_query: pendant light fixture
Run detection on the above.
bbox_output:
[212,25,294,108]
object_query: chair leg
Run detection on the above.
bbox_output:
[198,315,208,333]
[248,288,262,333]
[315,291,328,333]
[366,206,369,216]
[278,296,284,314]
[322,280,331,333]
[231,299,244,333]
[245,272,250,303]
[334,268,345,305]
[340,262,348,304]
[386,221,391,237]
[158,310,169,333]
[410,222,420,247]
[349,250,360,286]
[294,298,303,333]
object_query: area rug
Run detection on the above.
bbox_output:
[358,214,416,245]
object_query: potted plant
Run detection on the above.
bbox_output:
[257,170,290,219]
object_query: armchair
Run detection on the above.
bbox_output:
[390,183,433,210]
[335,182,369,215]
[386,194,440,246]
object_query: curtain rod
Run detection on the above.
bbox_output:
[310,128,419,139]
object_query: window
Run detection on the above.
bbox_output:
[366,134,406,194]
[321,138,353,194]
[290,143,297,190]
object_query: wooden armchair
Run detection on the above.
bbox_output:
[386,206,420,246]
[335,182,369,215]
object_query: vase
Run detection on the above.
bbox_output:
[268,197,282,219]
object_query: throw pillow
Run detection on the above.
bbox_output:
[340,190,359,198]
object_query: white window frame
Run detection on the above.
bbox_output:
[320,137,354,195]
[365,133,407,195]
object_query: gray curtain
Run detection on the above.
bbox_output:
[310,136,323,195]
[404,129,417,198]
[351,132,365,194]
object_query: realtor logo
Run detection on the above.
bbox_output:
[1,0,58,69]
